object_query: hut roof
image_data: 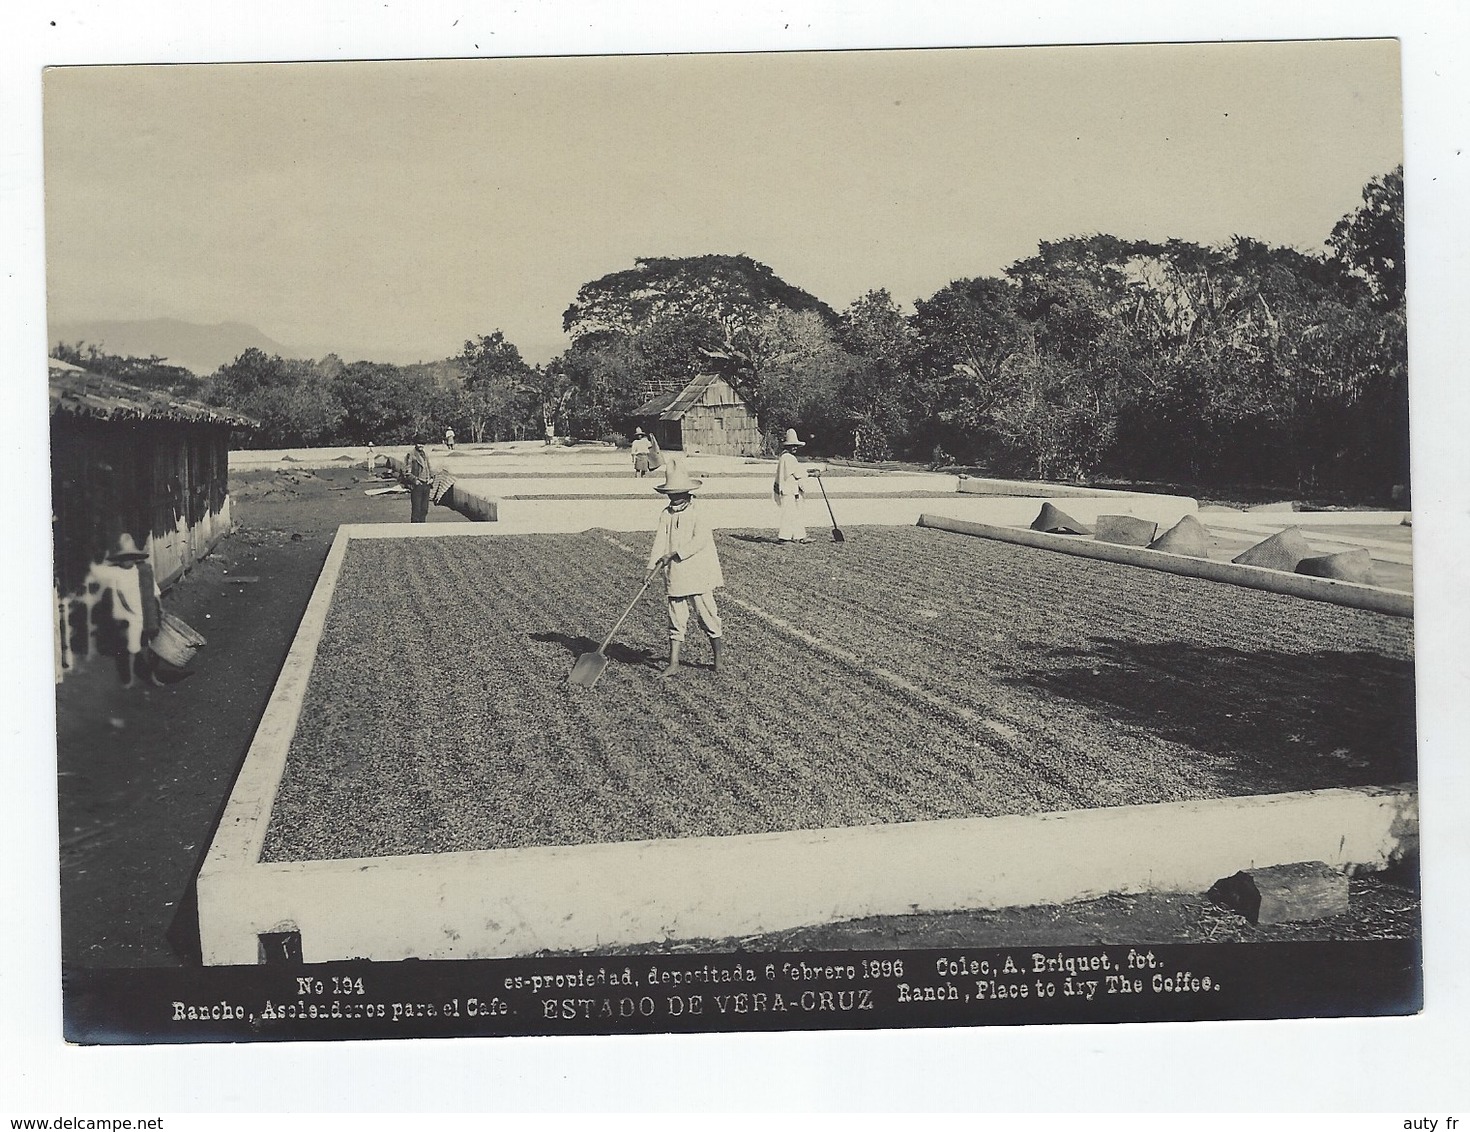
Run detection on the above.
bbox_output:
[632,373,740,420]
[48,362,258,429]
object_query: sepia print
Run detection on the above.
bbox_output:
[45,41,1419,1043]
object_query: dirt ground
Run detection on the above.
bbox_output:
[554,868,1421,957]
[54,466,467,966]
[53,465,1419,967]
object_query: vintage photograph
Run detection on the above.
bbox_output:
[43,41,1420,1045]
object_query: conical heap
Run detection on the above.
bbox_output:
[1030,502,1092,535]
[1148,514,1210,558]
[1232,527,1314,572]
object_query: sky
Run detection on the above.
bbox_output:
[42,39,1403,366]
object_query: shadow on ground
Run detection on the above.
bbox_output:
[529,631,659,669]
[1001,637,1417,793]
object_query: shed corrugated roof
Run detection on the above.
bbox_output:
[632,373,730,420]
[49,363,258,429]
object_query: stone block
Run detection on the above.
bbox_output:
[1296,548,1376,586]
[1206,861,1349,925]
[1094,514,1158,547]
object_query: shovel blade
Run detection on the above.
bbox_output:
[831,528,845,543]
[568,649,609,688]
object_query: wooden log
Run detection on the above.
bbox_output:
[1206,861,1349,925]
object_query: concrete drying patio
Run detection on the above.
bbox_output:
[195,476,1417,964]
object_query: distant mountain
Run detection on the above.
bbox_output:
[48,318,299,377]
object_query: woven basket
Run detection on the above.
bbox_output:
[150,611,207,669]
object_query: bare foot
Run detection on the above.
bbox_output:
[658,662,682,679]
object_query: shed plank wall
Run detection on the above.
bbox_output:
[636,374,762,456]
[52,416,234,595]
[680,402,762,457]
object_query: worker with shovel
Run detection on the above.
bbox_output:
[773,428,815,543]
[648,462,725,678]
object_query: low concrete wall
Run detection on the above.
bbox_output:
[1206,520,1413,566]
[454,472,957,498]
[1206,510,1412,527]
[919,513,1413,617]
[958,476,1175,500]
[425,493,1198,537]
[198,783,1416,963]
[232,444,770,475]
[197,493,1410,965]
[198,528,353,907]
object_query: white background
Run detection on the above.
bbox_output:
[2,0,1467,1114]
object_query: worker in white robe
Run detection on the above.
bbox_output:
[630,428,653,477]
[647,461,725,678]
[773,428,816,543]
[93,533,163,686]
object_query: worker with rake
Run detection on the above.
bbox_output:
[648,462,725,678]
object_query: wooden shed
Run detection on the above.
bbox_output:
[631,373,761,457]
[50,361,256,676]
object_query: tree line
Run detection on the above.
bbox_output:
[54,167,1407,502]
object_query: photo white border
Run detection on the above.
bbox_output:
[4,0,1468,1113]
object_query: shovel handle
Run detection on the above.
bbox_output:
[817,474,840,527]
[597,567,660,654]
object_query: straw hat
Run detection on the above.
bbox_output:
[654,463,703,494]
[634,426,645,436]
[107,533,149,563]
[781,428,806,448]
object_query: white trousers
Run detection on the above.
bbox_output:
[776,492,806,541]
[667,592,722,642]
